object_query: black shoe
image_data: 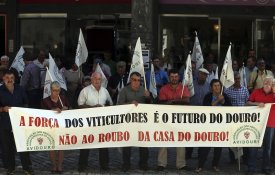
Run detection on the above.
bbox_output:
[7,170,15,175]
[100,166,109,171]
[246,170,256,175]
[262,170,272,175]
[121,166,130,172]
[157,166,164,171]
[78,166,86,172]
[140,165,148,171]
[179,166,193,171]
[23,170,33,175]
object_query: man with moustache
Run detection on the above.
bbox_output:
[0,70,33,175]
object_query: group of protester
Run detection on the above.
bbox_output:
[0,48,274,175]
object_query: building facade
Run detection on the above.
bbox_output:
[1,0,275,67]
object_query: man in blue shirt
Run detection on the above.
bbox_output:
[145,56,168,94]
[224,71,249,164]
[0,70,33,175]
[20,52,41,109]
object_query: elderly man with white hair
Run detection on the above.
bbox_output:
[0,55,20,84]
[246,76,275,175]
[0,55,9,68]
[77,72,113,172]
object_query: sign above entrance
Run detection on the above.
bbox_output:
[160,0,275,6]
[19,0,130,4]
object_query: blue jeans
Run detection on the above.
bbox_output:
[247,127,274,172]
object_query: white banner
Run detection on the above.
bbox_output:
[191,32,204,69]
[49,54,67,90]
[183,54,194,97]
[220,44,234,88]
[95,63,108,88]
[149,63,157,98]
[43,70,51,99]
[10,46,25,75]
[127,37,146,84]
[9,104,271,152]
[75,29,88,67]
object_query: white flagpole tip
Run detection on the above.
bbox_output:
[229,42,232,45]
[194,31,197,36]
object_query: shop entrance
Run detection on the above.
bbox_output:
[160,15,220,69]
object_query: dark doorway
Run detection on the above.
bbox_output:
[220,19,252,64]
[0,15,6,55]
[86,27,114,53]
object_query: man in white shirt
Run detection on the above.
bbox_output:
[77,72,113,172]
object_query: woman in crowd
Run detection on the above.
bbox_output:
[196,79,232,172]
[41,81,70,173]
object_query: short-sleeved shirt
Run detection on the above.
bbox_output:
[117,85,148,104]
[41,95,70,110]
[248,88,275,128]
[159,83,189,101]
[224,85,249,106]
[0,84,28,130]
[78,84,113,106]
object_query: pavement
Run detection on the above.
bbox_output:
[0,147,272,175]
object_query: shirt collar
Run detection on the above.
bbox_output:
[90,84,101,91]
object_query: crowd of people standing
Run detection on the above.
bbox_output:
[0,48,274,175]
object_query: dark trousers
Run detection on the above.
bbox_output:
[0,129,7,168]
[198,147,222,168]
[27,89,42,109]
[271,129,275,161]
[122,147,148,168]
[0,129,31,171]
[247,128,274,173]
[78,148,109,169]
[186,147,194,159]
[228,148,235,162]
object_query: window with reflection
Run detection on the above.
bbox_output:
[20,19,65,56]
[160,16,219,70]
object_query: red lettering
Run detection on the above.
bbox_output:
[19,116,26,126]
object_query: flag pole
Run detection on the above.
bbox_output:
[238,147,241,171]
[46,67,64,107]
[143,67,147,91]
[181,80,185,99]
[221,75,226,95]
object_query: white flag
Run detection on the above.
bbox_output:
[149,63,157,99]
[75,29,88,67]
[191,32,204,69]
[43,70,52,99]
[11,46,25,75]
[220,44,234,88]
[95,63,108,88]
[239,64,247,87]
[183,54,195,97]
[214,66,219,79]
[49,53,67,91]
[127,37,146,84]
[116,77,124,93]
